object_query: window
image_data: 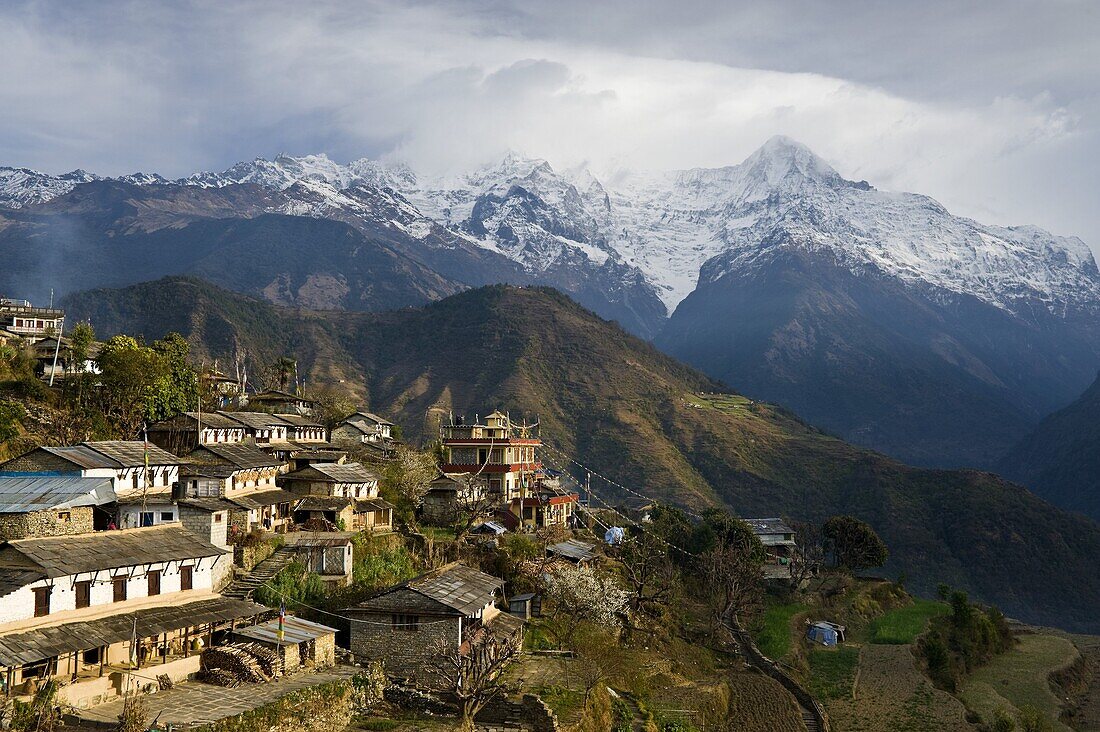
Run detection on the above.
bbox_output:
[160,511,174,521]
[147,570,161,596]
[113,576,128,602]
[82,648,100,665]
[75,580,91,609]
[391,614,420,631]
[32,587,51,617]
[132,473,140,491]
[180,565,193,591]
[56,511,71,522]
[214,513,223,523]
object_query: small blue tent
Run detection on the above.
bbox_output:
[807,622,839,646]
[604,526,626,545]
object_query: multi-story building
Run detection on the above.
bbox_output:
[0,525,263,707]
[0,298,64,343]
[439,411,577,530]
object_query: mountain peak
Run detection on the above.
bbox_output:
[739,135,842,186]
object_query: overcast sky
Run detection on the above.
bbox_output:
[2,0,1098,255]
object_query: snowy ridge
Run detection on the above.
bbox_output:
[2,136,1097,317]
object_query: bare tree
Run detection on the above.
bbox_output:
[617,533,679,615]
[696,535,764,628]
[446,476,504,542]
[788,519,824,588]
[427,629,520,731]
[571,623,625,704]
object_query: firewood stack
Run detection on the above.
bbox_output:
[199,642,281,684]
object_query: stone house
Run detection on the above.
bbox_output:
[246,390,317,417]
[0,524,262,708]
[231,615,337,674]
[146,412,247,456]
[331,412,399,460]
[283,532,357,587]
[343,562,522,683]
[0,298,64,343]
[280,463,392,532]
[421,473,488,527]
[745,518,797,580]
[273,414,328,444]
[0,476,117,539]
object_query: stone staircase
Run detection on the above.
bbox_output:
[222,547,294,600]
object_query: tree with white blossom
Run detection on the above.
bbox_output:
[542,562,632,647]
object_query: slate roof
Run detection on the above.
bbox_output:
[224,488,299,510]
[192,444,284,470]
[285,532,358,548]
[218,412,291,430]
[81,441,184,467]
[283,462,377,484]
[273,414,323,428]
[250,389,316,405]
[178,497,232,513]
[232,615,337,647]
[0,569,46,599]
[354,498,394,513]
[351,563,503,617]
[148,412,244,431]
[0,525,225,577]
[29,445,123,470]
[0,476,116,512]
[349,411,394,426]
[295,496,352,512]
[548,539,599,562]
[0,596,267,667]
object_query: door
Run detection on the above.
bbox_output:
[180,565,193,591]
[75,581,91,609]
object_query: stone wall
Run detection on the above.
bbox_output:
[477,694,560,732]
[312,632,336,667]
[0,505,94,540]
[179,505,229,548]
[234,539,278,571]
[349,613,461,683]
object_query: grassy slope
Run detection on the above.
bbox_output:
[62,278,1100,633]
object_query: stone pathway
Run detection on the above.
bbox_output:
[73,665,361,728]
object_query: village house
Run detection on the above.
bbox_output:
[343,562,523,683]
[146,412,247,455]
[182,444,296,535]
[0,476,116,540]
[218,411,290,446]
[274,414,328,444]
[279,463,393,532]
[745,518,797,580]
[282,532,357,588]
[31,336,100,381]
[440,411,579,530]
[246,389,317,416]
[0,442,187,529]
[331,411,400,460]
[201,366,244,410]
[421,472,488,526]
[0,298,64,344]
[0,524,264,708]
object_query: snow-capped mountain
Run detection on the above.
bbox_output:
[4,138,1097,322]
[3,137,1100,468]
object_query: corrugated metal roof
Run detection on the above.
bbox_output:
[0,476,116,512]
[1,525,225,577]
[548,539,599,562]
[0,597,267,667]
[231,615,336,647]
[744,518,794,536]
[39,445,122,470]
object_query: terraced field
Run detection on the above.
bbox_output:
[826,645,971,732]
[958,633,1078,732]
